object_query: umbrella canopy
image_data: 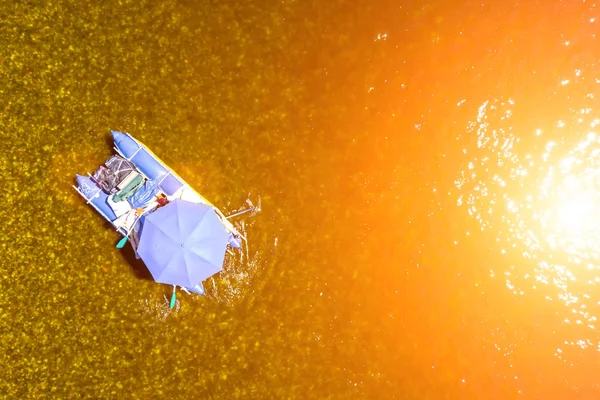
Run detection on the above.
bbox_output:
[137,199,230,287]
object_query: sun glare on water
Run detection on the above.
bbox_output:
[456,80,600,353]
[550,178,597,235]
[556,190,595,232]
[536,133,600,262]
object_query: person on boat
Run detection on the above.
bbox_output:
[155,194,170,210]
[157,194,168,206]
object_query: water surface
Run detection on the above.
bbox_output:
[2,1,600,399]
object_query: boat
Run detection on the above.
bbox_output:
[73,130,244,297]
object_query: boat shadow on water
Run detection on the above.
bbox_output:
[117,241,155,282]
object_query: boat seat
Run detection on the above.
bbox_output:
[112,171,144,202]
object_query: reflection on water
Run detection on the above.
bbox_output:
[456,72,600,354]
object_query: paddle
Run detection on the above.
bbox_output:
[170,285,177,309]
[116,210,143,248]
[116,235,129,249]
